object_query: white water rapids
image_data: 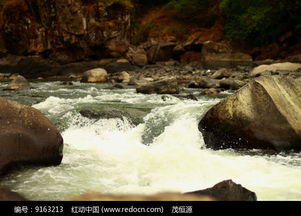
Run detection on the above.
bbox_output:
[0,82,301,201]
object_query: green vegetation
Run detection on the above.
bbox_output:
[167,0,217,26]
[135,0,301,46]
[220,0,301,45]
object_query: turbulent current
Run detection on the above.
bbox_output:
[0,81,301,201]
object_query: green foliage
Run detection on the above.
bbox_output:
[220,0,301,45]
[167,0,217,27]
[0,0,6,5]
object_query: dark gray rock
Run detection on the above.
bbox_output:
[186,180,257,201]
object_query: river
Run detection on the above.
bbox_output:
[0,81,301,201]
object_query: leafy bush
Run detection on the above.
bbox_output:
[220,0,301,45]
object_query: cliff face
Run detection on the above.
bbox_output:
[0,0,131,62]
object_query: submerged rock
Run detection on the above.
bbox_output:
[3,75,31,91]
[0,187,27,201]
[199,76,301,151]
[186,180,257,201]
[0,97,63,175]
[136,78,179,94]
[81,68,108,83]
[79,108,145,125]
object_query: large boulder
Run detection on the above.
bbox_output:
[186,180,257,201]
[201,41,252,69]
[81,68,108,83]
[250,62,301,77]
[199,76,301,151]
[3,75,31,91]
[0,97,63,175]
[136,78,179,94]
[0,187,27,201]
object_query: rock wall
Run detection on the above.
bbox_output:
[0,0,131,62]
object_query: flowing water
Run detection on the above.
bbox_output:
[0,81,301,201]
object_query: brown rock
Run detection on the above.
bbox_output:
[0,97,63,175]
[111,71,131,83]
[126,46,148,66]
[81,68,108,83]
[1,0,132,60]
[3,75,31,91]
[219,79,246,90]
[250,62,301,77]
[201,41,252,69]
[136,78,179,94]
[188,78,219,89]
[211,68,231,79]
[199,76,301,151]
[186,180,257,201]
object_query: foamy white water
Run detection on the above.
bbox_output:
[1,82,301,201]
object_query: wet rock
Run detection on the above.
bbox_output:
[80,110,128,120]
[250,62,301,77]
[61,81,73,85]
[211,68,231,79]
[111,71,131,83]
[3,75,31,91]
[81,68,108,83]
[188,78,219,89]
[66,192,214,201]
[175,94,198,101]
[201,41,252,69]
[199,76,301,151]
[0,187,27,201]
[0,97,63,175]
[219,79,246,90]
[201,88,221,96]
[136,78,179,94]
[79,109,143,125]
[186,180,257,201]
